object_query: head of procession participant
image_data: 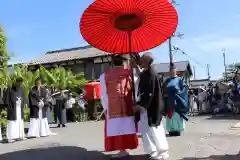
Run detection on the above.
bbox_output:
[14,77,23,88]
[35,77,42,89]
[140,52,154,69]
[169,63,178,77]
[112,54,125,67]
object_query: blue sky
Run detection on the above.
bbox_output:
[1,0,240,80]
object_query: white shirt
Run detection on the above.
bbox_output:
[65,97,75,109]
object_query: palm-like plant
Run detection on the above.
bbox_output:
[12,64,40,97]
[40,66,88,92]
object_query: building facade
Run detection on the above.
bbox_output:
[26,45,129,80]
[153,61,193,84]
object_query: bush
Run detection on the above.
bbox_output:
[0,109,7,136]
[73,103,89,122]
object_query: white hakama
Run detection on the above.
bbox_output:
[140,111,169,158]
[28,101,54,137]
[6,97,25,140]
[0,123,2,141]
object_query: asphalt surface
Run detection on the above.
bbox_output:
[0,115,240,160]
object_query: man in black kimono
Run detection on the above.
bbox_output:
[55,89,67,127]
[28,78,55,137]
[136,53,169,159]
[5,77,26,143]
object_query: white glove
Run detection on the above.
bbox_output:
[38,100,44,108]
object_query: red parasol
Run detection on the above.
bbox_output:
[80,0,178,104]
[80,0,178,54]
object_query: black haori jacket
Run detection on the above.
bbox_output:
[28,86,49,118]
[4,86,25,120]
[137,67,165,127]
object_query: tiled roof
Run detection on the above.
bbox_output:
[153,61,192,75]
[28,45,111,65]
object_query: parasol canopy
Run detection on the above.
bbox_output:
[80,0,178,54]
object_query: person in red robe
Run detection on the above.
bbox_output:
[99,55,139,158]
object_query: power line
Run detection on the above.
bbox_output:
[172,46,205,68]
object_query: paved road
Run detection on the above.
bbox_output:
[0,115,240,160]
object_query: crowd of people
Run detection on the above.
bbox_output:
[99,53,189,159]
[188,78,240,115]
[2,52,238,159]
[0,77,79,143]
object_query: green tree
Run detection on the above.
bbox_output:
[0,25,9,67]
[0,25,11,97]
[13,64,40,97]
[40,66,88,92]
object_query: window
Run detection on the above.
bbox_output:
[102,62,111,71]
[94,63,102,79]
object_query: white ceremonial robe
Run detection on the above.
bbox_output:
[6,97,25,140]
[189,95,198,113]
[0,123,2,141]
[134,75,142,133]
[28,100,54,137]
[140,111,169,155]
[100,74,137,137]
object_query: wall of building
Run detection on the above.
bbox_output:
[27,55,129,80]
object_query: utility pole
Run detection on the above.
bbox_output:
[207,64,210,80]
[169,0,181,65]
[223,48,227,82]
[193,65,196,80]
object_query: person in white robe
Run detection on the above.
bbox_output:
[28,78,56,138]
[136,53,169,159]
[0,98,4,141]
[197,87,208,113]
[0,122,2,142]
[100,55,139,158]
[189,90,197,115]
[5,77,26,143]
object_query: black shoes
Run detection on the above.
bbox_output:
[169,131,181,137]
[57,124,66,128]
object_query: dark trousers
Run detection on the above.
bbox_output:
[66,108,76,122]
[53,106,57,123]
[87,100,97,120]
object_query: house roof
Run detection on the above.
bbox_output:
[28,45,111,65]
[190,79,210,82]
[153,61,193,75]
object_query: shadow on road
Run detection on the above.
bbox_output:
[205,114,240,120]
[180,152,240,160]
[0,146,109,160]
[0,146,149,160]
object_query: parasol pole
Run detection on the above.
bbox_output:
[169,36,173,65]
[128,31,136,104]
